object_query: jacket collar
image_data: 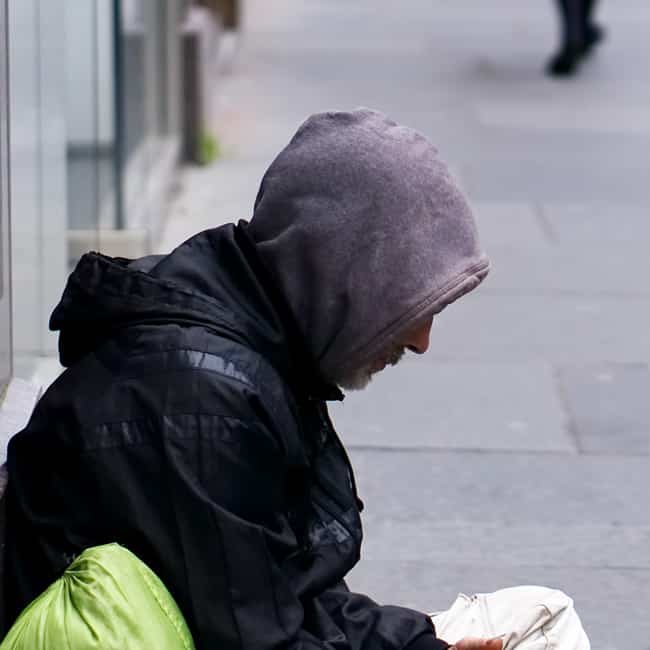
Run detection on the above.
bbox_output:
[234,221,344,403]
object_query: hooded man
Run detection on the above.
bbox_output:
[2,110,587,650]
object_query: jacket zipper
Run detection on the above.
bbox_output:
[302,402,364,550]
[318,404,364,513]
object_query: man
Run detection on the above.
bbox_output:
[548,0,604,76]
[3,109,587,649]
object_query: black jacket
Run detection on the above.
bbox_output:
[4,223,446,650]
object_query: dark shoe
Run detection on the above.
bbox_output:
[582,23,605,55]
[546,46,582,77]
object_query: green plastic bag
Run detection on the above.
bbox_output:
[1,543,195,650]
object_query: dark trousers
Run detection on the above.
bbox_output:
[555,0,598,47]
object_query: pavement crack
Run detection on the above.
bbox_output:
[551,365,583,455]
[532,202,559,245]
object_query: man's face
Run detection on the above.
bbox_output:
[337,315,434,391]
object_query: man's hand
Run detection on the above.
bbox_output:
[450,637,503,650]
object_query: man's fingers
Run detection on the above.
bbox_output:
[486,639,504,650]
[451,636,504,650]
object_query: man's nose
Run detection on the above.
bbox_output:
[405,317,433,355]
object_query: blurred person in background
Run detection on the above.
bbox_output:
[549,0,605,76]
[4,109,590,650]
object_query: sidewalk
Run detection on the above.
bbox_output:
[159,3,650,648]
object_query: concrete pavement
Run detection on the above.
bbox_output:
[158,2,650,648]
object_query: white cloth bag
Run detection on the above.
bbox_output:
[430,586,590,650]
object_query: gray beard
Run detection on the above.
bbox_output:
[336,367,374,392]
[336,346,406,392]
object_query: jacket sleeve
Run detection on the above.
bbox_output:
[144,411,437,650]
[317,580,450,650]
[150,412,329,650]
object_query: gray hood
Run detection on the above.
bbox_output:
[248,108,489,383]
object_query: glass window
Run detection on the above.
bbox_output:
[64,0,118,242]
[64,0,185,264]
[117,0,184,237]
[1,0,185,385]
[9,0,67,371]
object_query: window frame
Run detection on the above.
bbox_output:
[0,0,13,390]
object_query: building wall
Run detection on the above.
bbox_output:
[64,0,115,148]
[2,0,188,381]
